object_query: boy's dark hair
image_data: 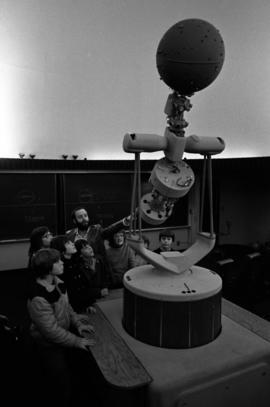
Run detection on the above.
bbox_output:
[71,206,88,222]
[74,238,92,255]
[159,229,175,242]
[50,235,69,254]
[31,248,61,278]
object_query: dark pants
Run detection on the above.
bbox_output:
[33,343,104,407]
[34,344,73,406]
[110,273,124,289]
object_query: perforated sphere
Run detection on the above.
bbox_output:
[156,19,225,95]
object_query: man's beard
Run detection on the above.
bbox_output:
[77,221,89,231]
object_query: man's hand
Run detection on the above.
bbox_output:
[123,214,131,226]
[123,208,139,227]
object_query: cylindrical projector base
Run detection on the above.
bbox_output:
[123,265,222,349]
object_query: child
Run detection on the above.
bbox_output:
[154,229,175,254]
[27,248,95,406]
[106,229,136,288]
[28,226,53,268]
[50,234,77,278]
[64,238,110,313]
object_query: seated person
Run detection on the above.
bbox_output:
[66,239,110,313]
[134,234,150,267]
[27,248,95,406]
[154,229,175,254]
[106,229,136,288]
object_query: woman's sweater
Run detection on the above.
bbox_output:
[106,243,136,282]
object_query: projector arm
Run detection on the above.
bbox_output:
[123,131,225,158]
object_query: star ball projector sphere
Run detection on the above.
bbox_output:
[156,19,225,95]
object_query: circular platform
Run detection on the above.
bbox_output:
[123,265,222,348]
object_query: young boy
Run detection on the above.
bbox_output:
[71,238,110,312]
[27,248,95,406]
[50,234,77,280]
[154,229,175,254]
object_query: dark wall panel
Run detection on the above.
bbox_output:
[0,174,57,240]
[63,173,132,230]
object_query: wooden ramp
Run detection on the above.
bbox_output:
[84,305,152,389]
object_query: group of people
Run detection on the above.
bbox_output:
[26,206,177,406]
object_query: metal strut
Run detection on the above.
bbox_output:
[200,154,214,237]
